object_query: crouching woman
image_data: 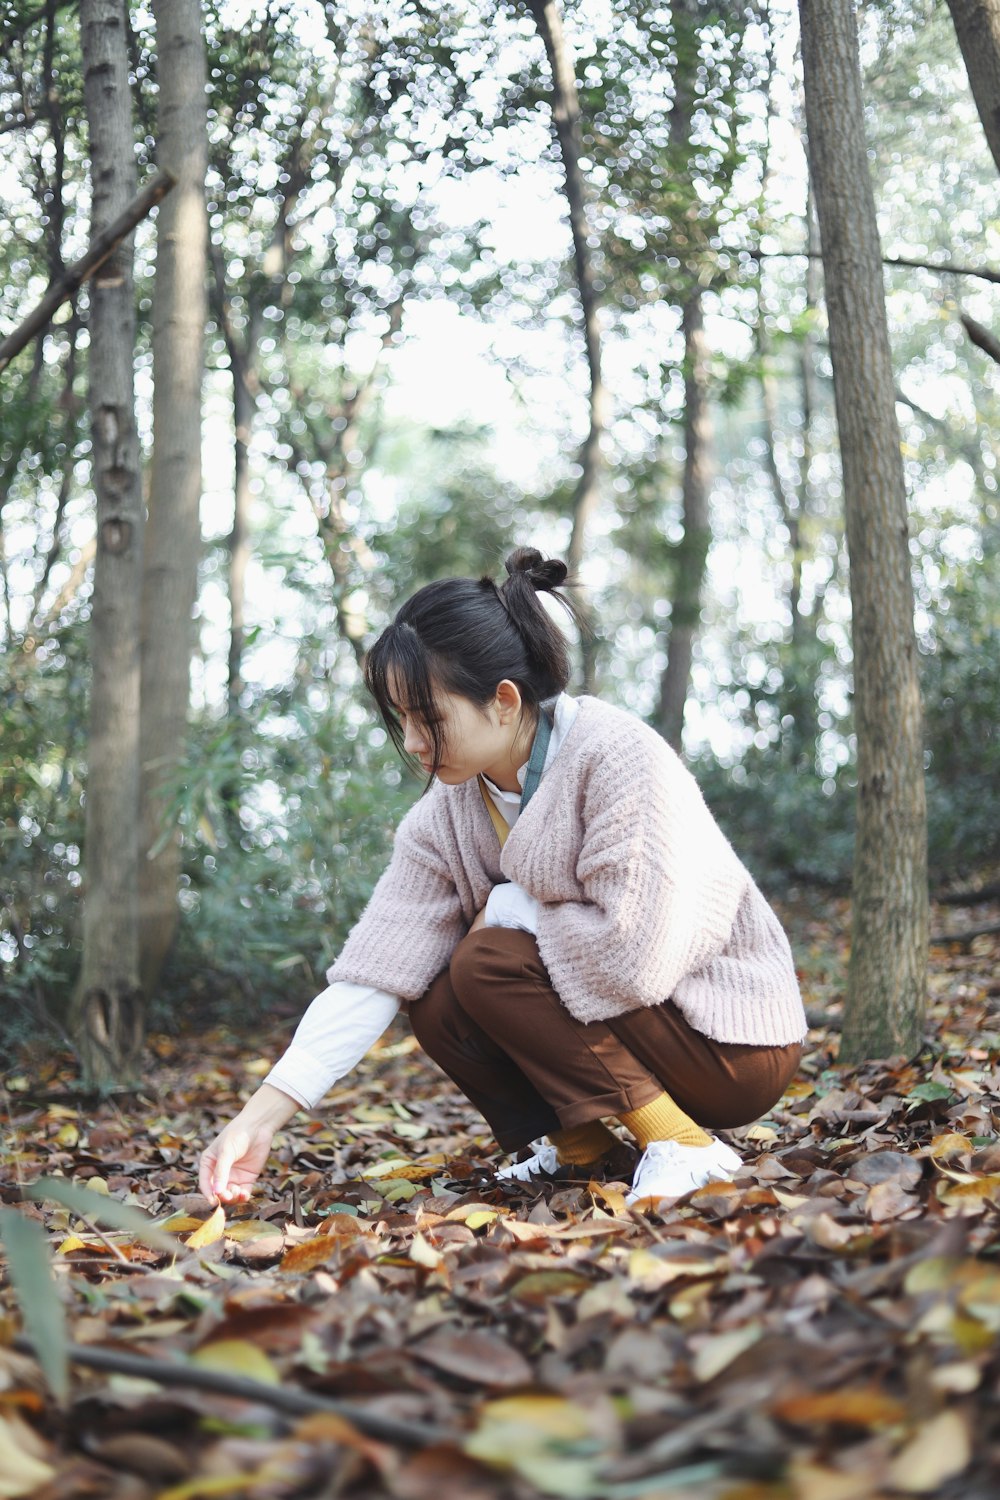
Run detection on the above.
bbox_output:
[199,548,807,1209]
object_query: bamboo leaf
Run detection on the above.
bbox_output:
[23,1177,181,1254]
[0,1208,68,1402]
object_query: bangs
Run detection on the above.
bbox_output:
[364,621,446,782]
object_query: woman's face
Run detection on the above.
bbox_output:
[392,677,530,791]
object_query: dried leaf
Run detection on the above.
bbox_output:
[691,1322,764,1382]
[887,1409,971,1492]
[184,1205,227,1248]
[413,1328,533,1388]
[190,1339,280,1385]
[0,1412,55,1498]
[773,1387,908,1429]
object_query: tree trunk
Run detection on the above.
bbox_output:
[138,0,209,997]
[228,362,253,709]
[527,0,607,689]
[656,294,712,749]
[655,0,713,750]
[945,0,1000,175]
[72,0,145,1088]
[799,0,928,1062]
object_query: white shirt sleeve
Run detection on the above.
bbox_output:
[484,880,540,934]
[264,982,401,1110]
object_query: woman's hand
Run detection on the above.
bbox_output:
[198,1083,300,1205]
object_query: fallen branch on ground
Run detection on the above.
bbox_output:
[12,1336,450,1449]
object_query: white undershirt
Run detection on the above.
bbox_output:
[265,694,579,1109]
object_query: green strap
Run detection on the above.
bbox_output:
[519,697,555,811]
[478,697,556,848]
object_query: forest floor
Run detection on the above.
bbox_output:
[3,892,1000,1500]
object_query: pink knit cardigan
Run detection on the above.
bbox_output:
[328,696,808,1047]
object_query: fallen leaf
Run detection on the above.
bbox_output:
[184,1205,226,1249]
[773,1387,907,1429]
[887,1408,971,1492]
[412,1328,533,1388]
[691,1322,764,1382]
[190,1338,280,1385]
[0,1412,55,1498]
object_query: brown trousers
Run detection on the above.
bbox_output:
[409,928,803,1152]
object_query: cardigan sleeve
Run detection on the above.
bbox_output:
[325,797,469,1001]
[533,729,750,1021]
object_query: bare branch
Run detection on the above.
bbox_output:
[961,310,1000,365]
[0,170,176,377]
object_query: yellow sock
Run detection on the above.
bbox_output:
[617,1092,711,1150]
[550,1119,619,1166]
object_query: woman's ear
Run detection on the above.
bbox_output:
[493,679,524,724]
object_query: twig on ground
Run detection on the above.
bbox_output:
[12,1336,451,1448]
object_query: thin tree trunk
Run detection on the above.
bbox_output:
[527,0,607,689]
[800,0,928,1062]
[655,0,712,750]
[138,0,208,997]
[228,364,253,709]
[72,0,145,1088]
[945,0,1000,175]
[656,295,712,748]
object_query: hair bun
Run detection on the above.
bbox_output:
[504,546,569,592]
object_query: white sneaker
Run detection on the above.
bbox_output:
[625,1136,741,1206]
[497,1139,559,1181]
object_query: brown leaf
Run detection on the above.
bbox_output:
[845,1150,923,1190]
[412,1327,533,1389]
[865,1180,920,1221]
[92,1433,191,1482]
[773,1386,908,1429]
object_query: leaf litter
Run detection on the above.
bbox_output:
[2,896,1000,1498]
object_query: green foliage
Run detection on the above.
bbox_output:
[0,1207,67,1402]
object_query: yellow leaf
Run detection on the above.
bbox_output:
[160,1214,205,1233]
[628,1248,724,1290]
[445,1203,505,1224]
[184,1205,226,1249]
[224,1218,283,1244]
[470,1394,592,1446]
[888,1409,971,1492]
[160,1476,260,1500]
[80,1176,109,1196]
[362,1157,414,1179]
[56,1235,91,1255]
[927,1133,974,1163]
[190,1339,279,1386]
[54,1123,79,1147]
[464,1210,499,1230]
[589,1179,627,1215]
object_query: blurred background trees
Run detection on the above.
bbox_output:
[1,0,998,1080]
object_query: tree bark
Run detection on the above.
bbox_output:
[656,294,712,748]
[527,0,607,689]
[799,0,928,1061]
[654,0,713,750]
[945,0,1000,176]
[138,0,209,996]
[72,0,145,1088]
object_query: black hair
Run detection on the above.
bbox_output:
[365,546,582,778]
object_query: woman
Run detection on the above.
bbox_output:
[199,548,806,1209]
